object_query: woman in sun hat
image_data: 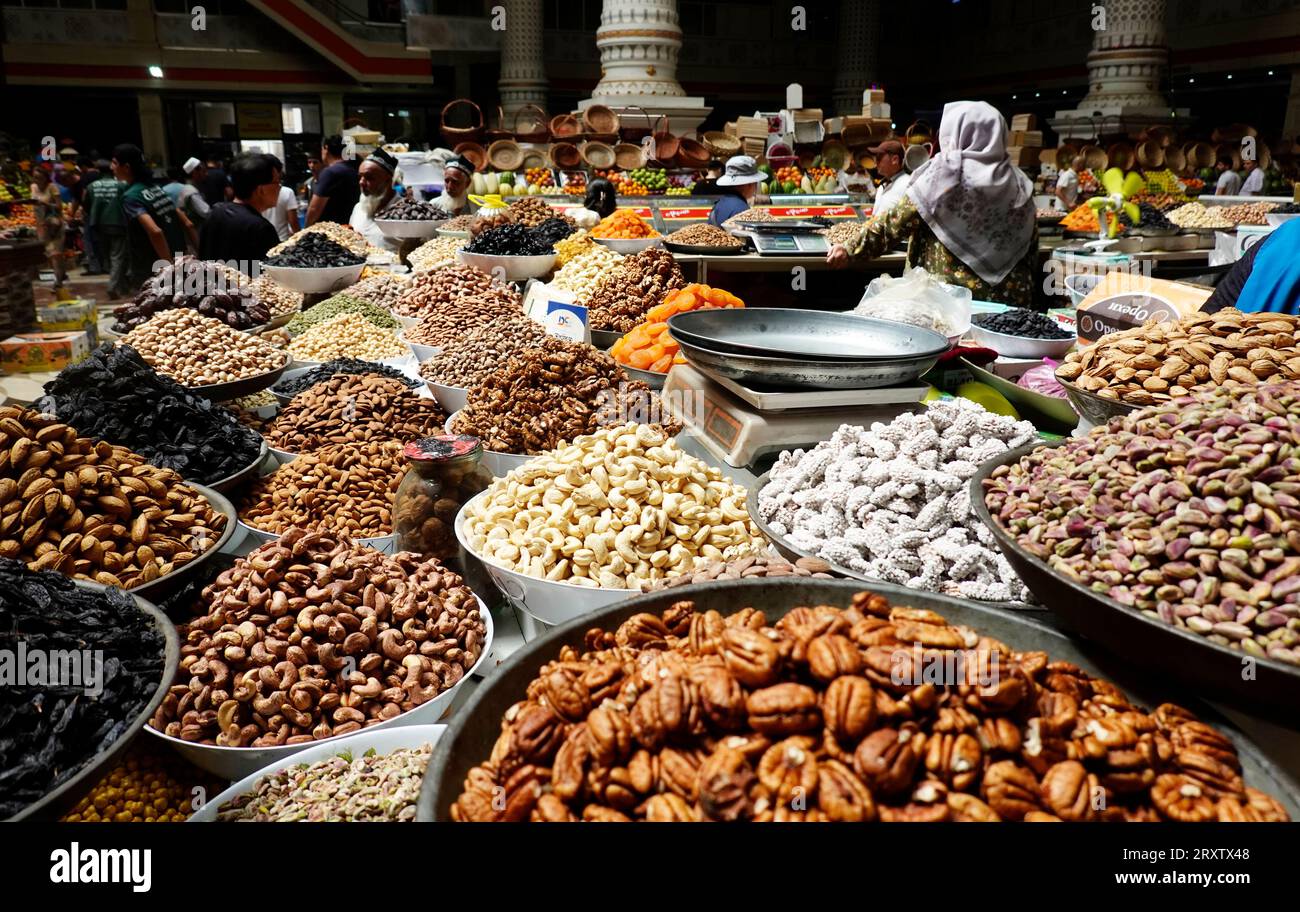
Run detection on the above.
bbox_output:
[708,155,765,227]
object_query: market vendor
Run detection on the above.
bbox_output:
[111,143,196,286]
[868,140,912,217]
[349,148,402,253]
[1201,217,1300,314]
[430,155,473,217]
[827,101,1038,308]
[707,156,764,227]
[198,152,282,271]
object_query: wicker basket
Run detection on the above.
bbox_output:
[702,131,740,160]
[1135,140,1165,171]
[820,139,850,171]
[676,137,710,169]
[1054,144,1080,170]
[440,99,484,147]
[905,120,934,146]
[1081,144,1108,172]
[582,105,620,137]
[549,142,582,169]
[1108,142,1135,171]
[487,139,524,172]
[581,141,616,170]
[549,114,581,141]
[454,142,487,172]
[613,143,646,170]
[1163,145,1187,175]
[649,115,679,167]
[483,106,512,144]
[1186,141,1215,170]
[619,106,657,143]
[512,104,550,144]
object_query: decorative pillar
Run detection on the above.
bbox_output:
[832,0,879,116]
[498,0,548,117]
[1051,0,1185,140]
[137,93,166,165]
[578,0,710,137]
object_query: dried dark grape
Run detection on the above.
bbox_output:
[264,232,365,268]
[464,223,554,256]
[974,308,1073,340]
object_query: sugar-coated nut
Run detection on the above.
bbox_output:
[464,422,767,588]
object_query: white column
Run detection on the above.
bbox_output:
[591,0,687,99]
[498,0,548,117]
[137,93,166,164]
[832,0,879,116]
[1079,0,1170,113]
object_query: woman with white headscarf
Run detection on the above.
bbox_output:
[827,101,1039,307]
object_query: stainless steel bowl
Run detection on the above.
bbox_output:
[675,337,939,390]
[668,308,950,362]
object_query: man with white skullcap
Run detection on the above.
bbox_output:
[349,148,403,253]
[431,154,474,217]
[176,156,211,225]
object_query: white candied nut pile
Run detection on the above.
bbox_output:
[551,243,624,300]
[757,399,1037,601]
[464,423,767,589]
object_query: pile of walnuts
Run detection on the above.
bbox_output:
[452,591,1288,822]
[586,247,687,333]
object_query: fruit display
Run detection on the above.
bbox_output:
[561,170,588,196]
[611,283,744,373]
[1141,169,1184,195]
[526,167,555,189]
[599,167,668,196]
[1060,202,1122,235]
[1131,192,1189,211]
[111,257,269,333]
[590,209,659,239]
[1078,169,1100,195]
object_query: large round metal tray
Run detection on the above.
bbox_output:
[126,482,239,603]
[8,581,180,821]
[187,352,291,403]
[418,578,1300,821]
[971,439,1300,721]
[676,336,939,390]
[207,437,268,495]
[747,472,1037,610]
[667,308,950,362]
[1056,374,1141,427]
[590,329,623,350]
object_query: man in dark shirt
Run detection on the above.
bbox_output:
[200,158,231,206]
[306,134,359,226]
[198,153,282,273]
[112,143,194,287]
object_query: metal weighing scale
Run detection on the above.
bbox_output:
[663,363,929,469]
[735,220,832,256]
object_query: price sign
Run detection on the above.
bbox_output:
[766,205,857,218]
[659,207,712,221]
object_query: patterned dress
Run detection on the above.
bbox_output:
[844,195,1038,307]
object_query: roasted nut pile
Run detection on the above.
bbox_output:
[664,224,744,248]
[286,294,400,337]
[1166,202,1234,230]
[149,529,486,747]
[984,382,1300,666]
[418,312,551,389]
[452,590,1290,822]
[251,273,304,319]
[552,242,625,298]
[1216,202,1278,226]
[724,208,777,230]
[241,440,404,537]
[440,214,476,232]
[405,285,523,348]
[216,743,433,821]
[392,263,510,317]
[408,236,467,272]
[42,344,263,487]
[508,196,573,229]
[463,423,765,588]
[643,554,836,591]
[266,375,446,453]
[823,220,864,247]
[456,339,683,454]
[586,246,687,332]
[337,272,408,311]
[273,357,420,399]
[757,400,1038,602]
[112,256,269,333]
[288,312,409,363]
[121,310,287,387]
[1056,309,1300,406]
[0,405,227,588]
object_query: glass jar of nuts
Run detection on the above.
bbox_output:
[393,435,492,574]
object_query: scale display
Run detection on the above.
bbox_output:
[751,233,831,256]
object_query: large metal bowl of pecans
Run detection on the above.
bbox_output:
[419,578,1300,822]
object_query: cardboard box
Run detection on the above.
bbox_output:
[36,300,98,345]
[1010,130,1044,147]
[863,89,886,105]
[1005,146,1042,166]
[865,103,891,119]
[1,331,92,373]
[1011,114,1037,132]
[1075,274,1212,345]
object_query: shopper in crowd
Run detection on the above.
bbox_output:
[198,152,282,272]
[178,158,213,226]
[1056,154,1085,210]
[200,157,232,205]
[72,157,104,274]
[707,156,765,227]
[430,154,473,217]
[30,166,68,288]
[1202,218,1300,314]
[82,162,131,299]
[1240,156,1265,196]
[161,167,186,206]
[306,135,360,226]
[1214,153,1242,196]
[259,154,300,243]
[692,161,725,196]
[303,154,323,198]
[583,178,618,219]
[112,143,195,286]
[868,140,913,217]
[349,148,401,252]
[828,100,1038,307]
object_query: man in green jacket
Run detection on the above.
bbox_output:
[82,161,131,299]
[111,144,196,288]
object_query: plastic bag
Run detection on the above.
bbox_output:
[1018,359,1069,399]
[853,267,972,342]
